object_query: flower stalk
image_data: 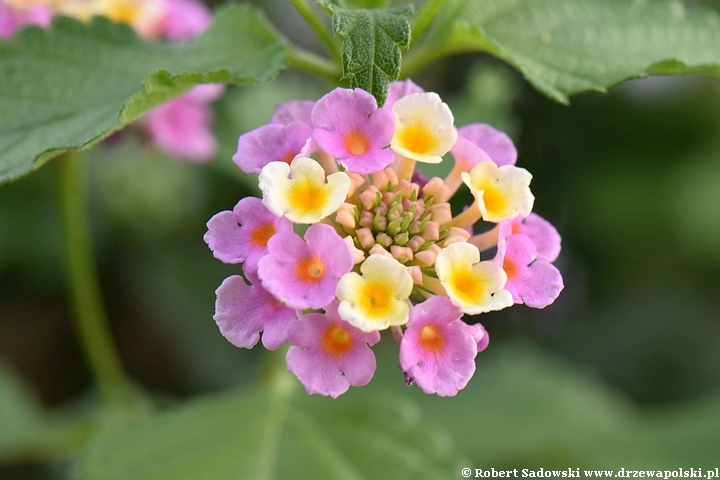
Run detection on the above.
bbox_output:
[58,152,138,415]
[410,0,446,45]
[289,0,342,63]
[286,45,343,84]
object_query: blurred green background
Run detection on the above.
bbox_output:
[3,1,720,477]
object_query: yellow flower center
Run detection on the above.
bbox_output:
[447,268,485,304]
[397,122,436,155]
[358,281,392,319]
[481,184,508,217]
[321,325,353,356]
[287,179,329,216]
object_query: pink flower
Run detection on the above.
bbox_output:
[456,123,517,167]
[258,223,353,310]
[384,79,424,110]
[142,84,225,162]
[234,121,312,174]
[0,2,52,38]
[495,233,564,308]
[204,196,292,273]
[214,273,297,350]
[270,100,315,126]
[399,296,480,397]
[501,213,562,262]
[467,323,490,353]
[286,302,381,398]
[159,0,213,41]
[445,123,516,194]
[449,136,493,172]
[312,88,396,174]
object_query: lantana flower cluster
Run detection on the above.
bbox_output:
[205,80,564,397]
[1,0,223,162]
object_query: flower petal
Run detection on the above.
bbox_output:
[286,303,379,398]
[391,92,457,164]
[204,197,292,272]
[214,274,297,350]
[312,88,396,174]
[259,157,350,224]
[234,121,312,174]
[399,296,478,396]
[270,100,315,126]
[457,123,517,166]
[336,254,413,331]
[435,242,513,314]
[461,161,534,222]
[258,224,352,309]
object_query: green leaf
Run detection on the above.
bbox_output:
[426,0,720,103]
[0,363,43,460]
[0,4,286,185]
[0,362,91,462]
[317,0,390,9]
[327,4,413,106]
[73,371,462,480]
[369,340,720,467]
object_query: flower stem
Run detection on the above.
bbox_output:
[396,156,417,181]
[258,346,296,480]
[443,202,482,230]
[286,45,342,84]
[469,224,500,252]
[410,0,445,45]
[58,152,138,415]
[289,0,342,63]
[401,44,445,79]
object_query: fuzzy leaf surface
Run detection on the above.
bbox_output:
[73,377,461,480]
[329,4,413,105]
[0,4,286,184]
[428,0,720,103]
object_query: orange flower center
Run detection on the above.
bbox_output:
[249,221,276,247]
[296,255,325,283]
[343,129,371,156]
[280,151,296,164]
[503,257,519,281]
[397,122,436,155]
[321,325,353,356]
[419,324,444,353]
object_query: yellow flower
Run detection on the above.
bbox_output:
[461,160,534,223]
[259,157,350,224]
[391,93,457,164]
[336,254,413,332]
[434,242,513,315]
